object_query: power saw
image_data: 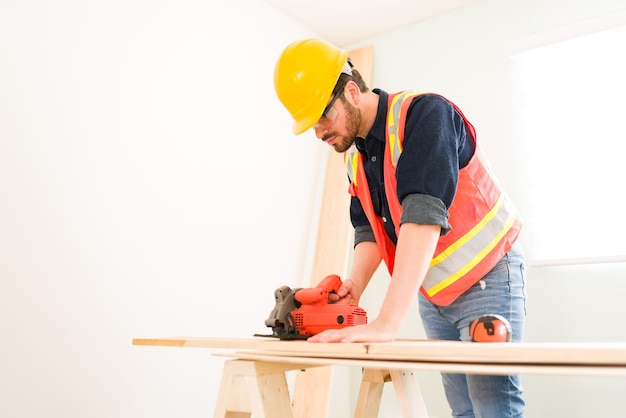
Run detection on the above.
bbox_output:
[258,274,368,340]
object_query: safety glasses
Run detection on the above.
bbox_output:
[313,83,346,130]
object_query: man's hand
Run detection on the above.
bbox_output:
[307,320,394,343]
[327,278,359,305]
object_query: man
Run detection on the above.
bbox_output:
[274,38,526,418]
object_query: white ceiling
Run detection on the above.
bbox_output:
[263,0,479,46]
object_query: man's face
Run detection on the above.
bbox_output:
[313,84,361,153]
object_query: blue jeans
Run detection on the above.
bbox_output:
[418,242,527,418]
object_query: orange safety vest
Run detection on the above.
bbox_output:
[345,91,522,306]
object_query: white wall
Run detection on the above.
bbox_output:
[3,0,626,417]
[0,1,328,417]
[344,0,626,417]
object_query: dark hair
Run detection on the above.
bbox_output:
[332,61,369,97]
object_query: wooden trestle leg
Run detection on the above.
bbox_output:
[355,368,429,418]
[213,360,301,418]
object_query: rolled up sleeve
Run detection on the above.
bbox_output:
[400,193,451,235]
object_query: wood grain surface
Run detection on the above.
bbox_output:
[132,336,626,367]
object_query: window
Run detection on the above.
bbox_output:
[513,23,626,264]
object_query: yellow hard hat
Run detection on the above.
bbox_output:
[274,38,349,135]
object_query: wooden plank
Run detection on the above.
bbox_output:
[132,336,283,348]
[243,344,626,366]
[132,336,370,355]
[132,337,626,367]
[213,352,626,378]
[364,340,626,366]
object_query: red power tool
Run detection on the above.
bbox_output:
[259,274,368,340]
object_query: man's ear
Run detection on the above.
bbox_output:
[343,80,361,106]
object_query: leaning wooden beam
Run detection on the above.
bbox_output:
[291,44,374,418]
[307,44,374,282]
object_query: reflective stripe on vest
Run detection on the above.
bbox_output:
[424,192,518,297]
[345,146,359,188]
[388,91,422,167]
[345,91,521,306]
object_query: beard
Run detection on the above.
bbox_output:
[330,99,362,153]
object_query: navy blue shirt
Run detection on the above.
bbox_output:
[350,89,475,246]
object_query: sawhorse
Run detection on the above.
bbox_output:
[213,359,428,418]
